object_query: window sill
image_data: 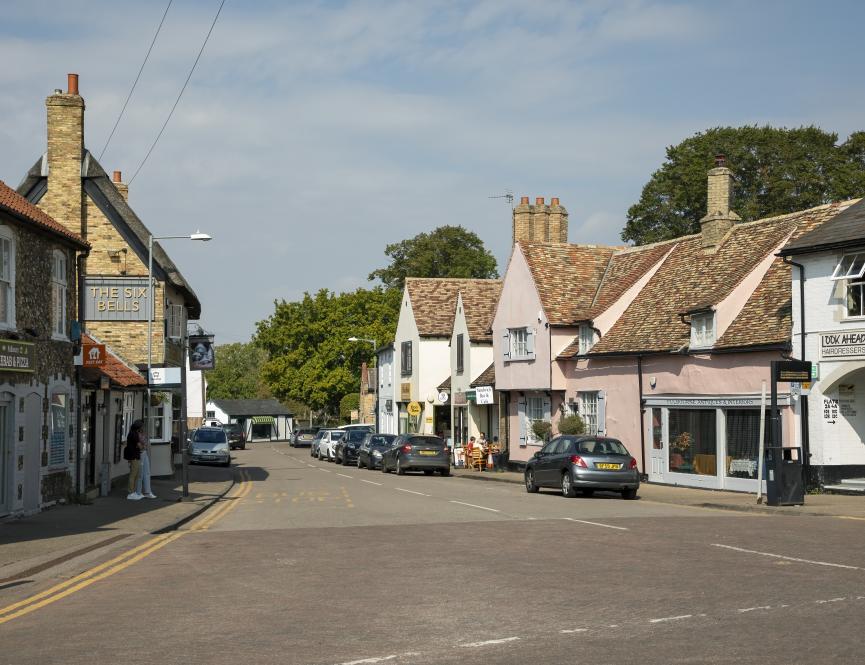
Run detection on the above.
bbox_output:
[505,355,536,363]
[51,333,70,343]
[841,316,865,323]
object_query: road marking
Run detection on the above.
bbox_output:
[738,606,772,613]
[335,653,420,665]
[816,597,846,604]
[396,488,430,497]
[560,628,588,634]
[837,516,865,521]
[449,500,500,513]
[562,517,628,531]
[337,473,353,479]
[649,615,692,624]
[712,544,865,571]
[460,637,520,648]
[320,468,331,473]
[307,464,315,468]
[360,479,382,486]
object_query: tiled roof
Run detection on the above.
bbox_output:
[438,375,451,391]
[715,259,791,349]
[210,399,293,417]
[587,242,675,318]
[460,280,503,342]
[406,278,498,337]
[783,198,865,254]
[589,200,855,355]
[81,334,146,387]
[0,180,88,248]
[520,243,615,325]
[470,362,495,387]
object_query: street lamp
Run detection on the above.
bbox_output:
[147,231,211,498]
[347,336,377,429]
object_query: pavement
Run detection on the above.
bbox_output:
[0,462,234,585]
[451,466,865,518]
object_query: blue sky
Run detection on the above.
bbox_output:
[2,0,864,342]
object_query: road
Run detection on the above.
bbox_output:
[3,442,865,664]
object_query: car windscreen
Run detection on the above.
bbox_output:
[331,431,345,440]
[370,435,396,447]
[193,430,227,443]
[225,424,242,433]
[347,431,367,442]
[312,431,325,440]
[574,438,629,455]
[409,436,445,447]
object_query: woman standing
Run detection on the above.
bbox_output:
[124,425,142,500]
[133,420,157,499]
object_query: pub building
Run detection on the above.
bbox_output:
[0,180,89,517]
[781,197,865,488]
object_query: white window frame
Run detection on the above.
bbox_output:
[578,324,594,355]
[845,280,865,319]
[526,396,545,444]
[831,252,865,281]
[150,392,172,443]
[578,391,599,436]
[690,312,716,349]
[51,249,68,339]
[506,327,536,361]
[0,227,15,330]
[49,392,69,468]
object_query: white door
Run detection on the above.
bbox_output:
[647,408,666,483]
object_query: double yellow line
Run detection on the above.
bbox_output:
[0,469,252,625]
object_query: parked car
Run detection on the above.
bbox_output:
[338,424,375,434]
[224,422,246,450]
[310,430,326,458]
[334,429,369,465]
[524,435,639,499]
[357,433,396,470]
[381,434,450,476]
[317,429,346,461]
[291,427,320,447]
[188,427,231,467]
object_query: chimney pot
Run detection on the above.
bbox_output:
[535,197,545,205]
[520,196,530,205]
[715,153,726,167]
[67,73,79,96]
[551,197,560,206]
[113,170,122,183]
[54,89,62,95]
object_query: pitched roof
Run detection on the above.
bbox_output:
[0,180,88,249]
[782,198,865,255]
[470,362,495,387]
[17,154,201,318]
[437,375,451,391]
[406,278,498,337]
[81,334,146,387]
[589,200,855,355]
[460,280,503,342]
[209,399,293,417]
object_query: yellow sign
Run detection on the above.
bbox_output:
[407,401,422,417]
[425,417,433,424]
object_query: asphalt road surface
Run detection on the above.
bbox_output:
[3,442,865,665]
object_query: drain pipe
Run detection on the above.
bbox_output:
[782,256,811,487]
[75,247,90,501]
[637,355,647,479]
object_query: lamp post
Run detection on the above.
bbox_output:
[348,337,377,428]
[147,231,211,498]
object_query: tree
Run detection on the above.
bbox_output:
[368,225,499,290]
[255,287,400,414]
[622,126,865,245]
[339,393,360,423]
[205,342,271,401]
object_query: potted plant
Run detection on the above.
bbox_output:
[531,419,552,443]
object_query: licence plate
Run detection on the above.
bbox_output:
[596,463,621,470]
[419,450,437,456]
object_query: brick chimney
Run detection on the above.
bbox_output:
[41,74,85,237]
[513,196,568,245]
[700,154,741,250]
[112,170,129,201]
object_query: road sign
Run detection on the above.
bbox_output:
[772,360,811,383]
[407,401,422,417]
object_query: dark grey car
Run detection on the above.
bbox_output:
[357,433,396,470]
[335,429,368,465]
[524,435,639,499]
[381,434,450,476]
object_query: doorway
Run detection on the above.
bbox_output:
[0,402,9,516]
[23,393,41,512]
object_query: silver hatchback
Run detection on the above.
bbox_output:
[188,427,231,467]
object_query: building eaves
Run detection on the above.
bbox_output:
[210,399,293,417]
[782,198,865,255]
[0,180,89,249]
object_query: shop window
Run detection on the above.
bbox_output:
[51,250,68,338]
[401,341,412,376]
[0,229,15,329]
[669,409,716,475]
[49,394,68,467]
[725,409,768,479]
[690,312,715,349]
[456,334,464,374]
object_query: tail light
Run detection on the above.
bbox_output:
[402,444,412,453]
[629,457,638,469]
[569,455,587,468]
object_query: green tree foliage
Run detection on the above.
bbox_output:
[622,127,865,245]
[255,287,400,414]
[531,420,552,442]
[368,225,499,290]
[557,414,586,436]
[205,342,271,400]
[339,393,360,423]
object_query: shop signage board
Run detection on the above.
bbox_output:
[0,339,34,372]
[772,360,812,382]
[407,401,422,417]
[453,391,467,406]
[82,343,106,367]
[149,367,182,386]
[437,391,449,404]
[400,383,411,401]
[189,335,216,371]
[84,277,150,321]
[820,329,865,360]
[823,397,839,424]
[475,386,494,405]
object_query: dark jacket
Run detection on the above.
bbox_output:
[123,434,141,461]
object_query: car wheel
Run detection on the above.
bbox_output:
[561,472,577,498]
[525,469,539,493]
[343,455,350,466]
[622,488,638,500]
[440,467,450,477]
[396,456,406,475]
[381,459,389,473]
[581,489,594,498]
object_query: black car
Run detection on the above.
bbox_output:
[291,427,319,448]
[334,429,369,465]
[224,422,246,450]
[357,433,396,470]
[381,434,450,476]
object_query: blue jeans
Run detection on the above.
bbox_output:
[136,451,151,495]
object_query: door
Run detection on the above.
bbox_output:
[534,439,559,485]
[23,393,42,512]
[0,403,9,516]
[647,408,666,483]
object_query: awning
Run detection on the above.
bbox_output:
[251,416,275,424]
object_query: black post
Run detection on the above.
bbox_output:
[179,322,189,498]
[769,362,781,449]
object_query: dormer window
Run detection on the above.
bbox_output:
[690,312,715,349]
[831,253,865,281]
[578,324,594,355]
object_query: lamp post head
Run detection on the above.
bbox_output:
[348,336,359,342]
[190,231,212,241]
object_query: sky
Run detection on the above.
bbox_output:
[2,0,864,343]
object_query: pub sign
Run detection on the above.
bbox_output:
[189,335,215,371]
[0,339,34,372]
[84,277,151,321]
